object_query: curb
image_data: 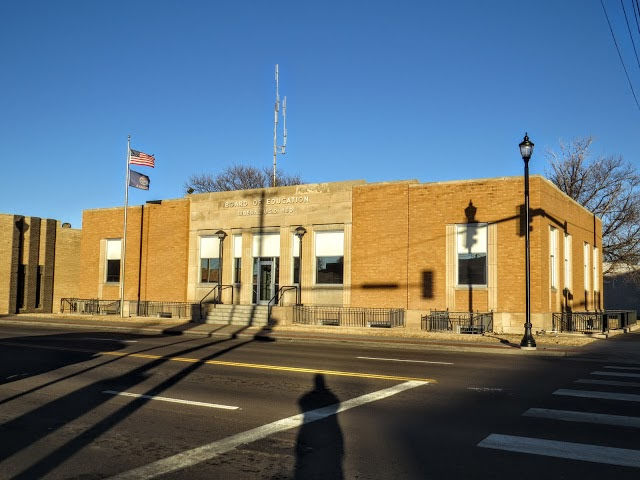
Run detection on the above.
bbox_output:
[0,318,578,357]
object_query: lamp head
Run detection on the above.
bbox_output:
[519,133,534,161]
[215,230,226,240]
[294,226,307,239]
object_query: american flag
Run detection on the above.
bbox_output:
[129,148,155,168]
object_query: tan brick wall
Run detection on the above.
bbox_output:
[0,214,19,314]
[351,176,601,323]
[79,199,189,301]
[53,225,81,312]
[351,182,411,308]
[538,178,603,312]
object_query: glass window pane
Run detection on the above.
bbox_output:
[316,256,343,284]
[107,259,120,283]
[458,254,486,285]
[293,256,300,284]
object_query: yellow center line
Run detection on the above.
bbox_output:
[99,350,438,383]
[0,341,436,383]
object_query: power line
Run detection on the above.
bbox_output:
[633,0,640,39]
[601,0,640,111]
[621,0,640,70]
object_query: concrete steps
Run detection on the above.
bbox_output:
[204,304,270,326]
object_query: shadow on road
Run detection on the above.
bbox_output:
[0,322,273,479]
[295,374,344,480]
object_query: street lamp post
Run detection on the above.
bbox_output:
[215,230,227,304]
[519,133,537,350]
[294,226,307,305]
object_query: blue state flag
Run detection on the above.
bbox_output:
[129,170,150,190]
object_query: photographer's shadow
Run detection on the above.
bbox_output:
[294,374,344,480]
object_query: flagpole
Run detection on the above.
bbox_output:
[120,135,131,317]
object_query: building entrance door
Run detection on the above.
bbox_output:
[253,257,279,304]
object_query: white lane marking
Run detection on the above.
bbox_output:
[356,356,453,365]
[523,408,640,428]
[592,371,640,378]
[554,389,640,402]
[576,379,640,388]
[82,338,138,343]
[468,387,503,392]
[604,365,640,371]
[102,391,239,410]
[108,380,428,480]
[477,434,640,468]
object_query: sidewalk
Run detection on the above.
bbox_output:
[0,313,638,360]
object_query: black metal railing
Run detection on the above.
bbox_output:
[130,301,197,319]
[268,285,298,322]
[60,298,121,315]
[293,306,405,328]
[199,284,235,319]
[553,310,637,333]
[421,310,493,334]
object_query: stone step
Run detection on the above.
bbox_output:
[203,304,269,314]
[205,314,269,322]
[204,317,270,326]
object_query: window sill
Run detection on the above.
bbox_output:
[455,285,488,290]
[313,284,344,289]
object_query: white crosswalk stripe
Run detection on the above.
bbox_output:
[478,434,640,468]
[478,362,640,468]
[591,370,640,378]
[554,388,640,402]
[575,378,640,387]
[523,408,640,427]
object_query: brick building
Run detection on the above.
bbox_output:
[0,214,80,315]
[0,175,603,333]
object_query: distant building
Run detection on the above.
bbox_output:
[0,214,80,315]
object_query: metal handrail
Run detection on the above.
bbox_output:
[199,284,235,320]
[267,285,298,322]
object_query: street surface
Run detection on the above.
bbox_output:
[0,323,639,479]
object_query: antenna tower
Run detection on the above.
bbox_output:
[272,64,287,187]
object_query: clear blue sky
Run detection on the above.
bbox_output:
[1,0,639,228]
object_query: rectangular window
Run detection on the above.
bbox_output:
[584,242,590,292]
[233,234,242,284]
[564,234,572,290]
[200,236,220,284]
[593,246,599,292]
[315,231,344,284]
[35,266,43,308]
[293,233,301,284]
[106,238,122,283]
[549,226,558,289]
[456,224,487,286]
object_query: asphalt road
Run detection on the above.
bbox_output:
[0,323,639,479]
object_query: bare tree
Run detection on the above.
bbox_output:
[546,136,640,277]
[184,165,303,194]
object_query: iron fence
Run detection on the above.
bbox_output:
[130,301,197,319]
[421,310,493,334]
[60,298,197,319]
[552,310,637,333]
[60,298,121,315]
[293,306,405,328]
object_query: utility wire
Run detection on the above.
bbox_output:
[621,0,640,70]
[601,0,640,111]
[633,0,640,39]
[631,0,640,42]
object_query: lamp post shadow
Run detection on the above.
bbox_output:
[294,374,344,480]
